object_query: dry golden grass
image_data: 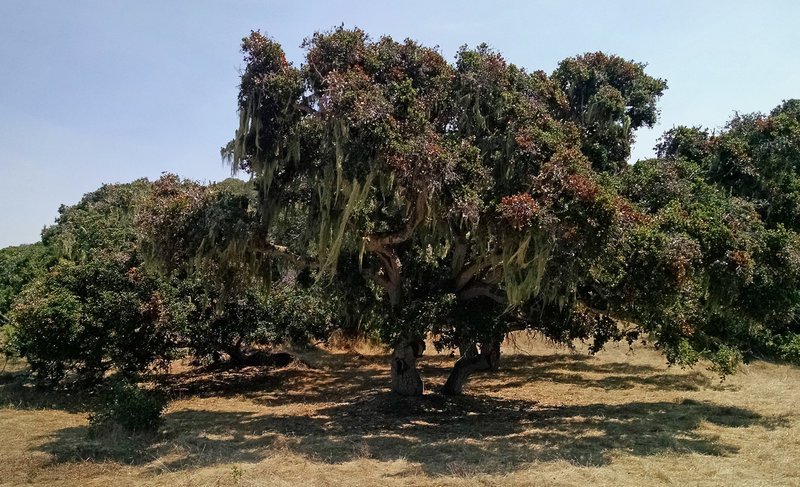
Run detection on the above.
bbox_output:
[1,334,799,486]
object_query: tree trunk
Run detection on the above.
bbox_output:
[442,339,501,395]
[458,341,478,358]
[390,339,426,396]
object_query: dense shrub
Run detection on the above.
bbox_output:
[4,182,177,385]
[0,243,52,322]
[4,177,346,382]
[6,257,175,385]
[88,377,166,432]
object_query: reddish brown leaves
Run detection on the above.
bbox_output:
[500,193,539,230]
[614,197,649,226]
[566,174,600,203]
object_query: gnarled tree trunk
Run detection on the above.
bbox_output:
[442,339,501,395]
[391,339,426,396]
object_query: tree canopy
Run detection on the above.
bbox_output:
[0,242,51,324]
[2,179,337,385]
[2,27,798,397]
[160,26,794,394]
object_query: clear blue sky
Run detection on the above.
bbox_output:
[1,0,798,248]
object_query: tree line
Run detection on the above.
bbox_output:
[1,27,798,397]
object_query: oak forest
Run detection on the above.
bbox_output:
[2,27,799,486]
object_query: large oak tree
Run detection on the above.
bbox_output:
[139,27,798,395]
[211,28,672,395]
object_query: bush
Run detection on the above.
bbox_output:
[6,257,176,386]
[89,378,166,432]
[0,242,52,319]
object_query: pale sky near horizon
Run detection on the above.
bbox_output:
[1,0,798,248]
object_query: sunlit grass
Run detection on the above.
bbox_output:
[1,334,798,486]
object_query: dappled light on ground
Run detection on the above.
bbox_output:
[2,336,799,486]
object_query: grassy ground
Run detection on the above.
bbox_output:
[1,335,799,486]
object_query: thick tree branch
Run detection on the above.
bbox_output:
[363,266,392,293]
[453,252,504,292]
[450,236,467,279]
[454,261,482,292]
[362,191,428,307]
[457,281,506,303]
[365,191,428,249]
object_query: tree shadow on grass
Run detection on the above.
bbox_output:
[0,368,89,413]
[0,352,715,416]
[25,350,782,476]
[152,363,391,407]
[487,354,719,392]
[148,351,717,410]
[37,390,782,476]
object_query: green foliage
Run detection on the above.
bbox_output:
[705,345,743,377]
[5,182,176,384]
[6,256,174,385]
[7,27,797,394]
[0,242,52,323]
[3,278,81,382]
[660,101,800,232]
[138,174,346,360]
[138,175,267,279]
[616,161,777,370]
[177,281,336,364]
[640,102,800,369]
[214,27,667,366]
[553,52,667,171]
[5,176,342,383]
[767,332,800,364]
[88,377,166,432]
[655,126,712,162]
[42,180,151,261]
[708,100,800,231]
[214,27,798,378]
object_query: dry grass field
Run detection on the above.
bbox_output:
[1,334,799,486]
